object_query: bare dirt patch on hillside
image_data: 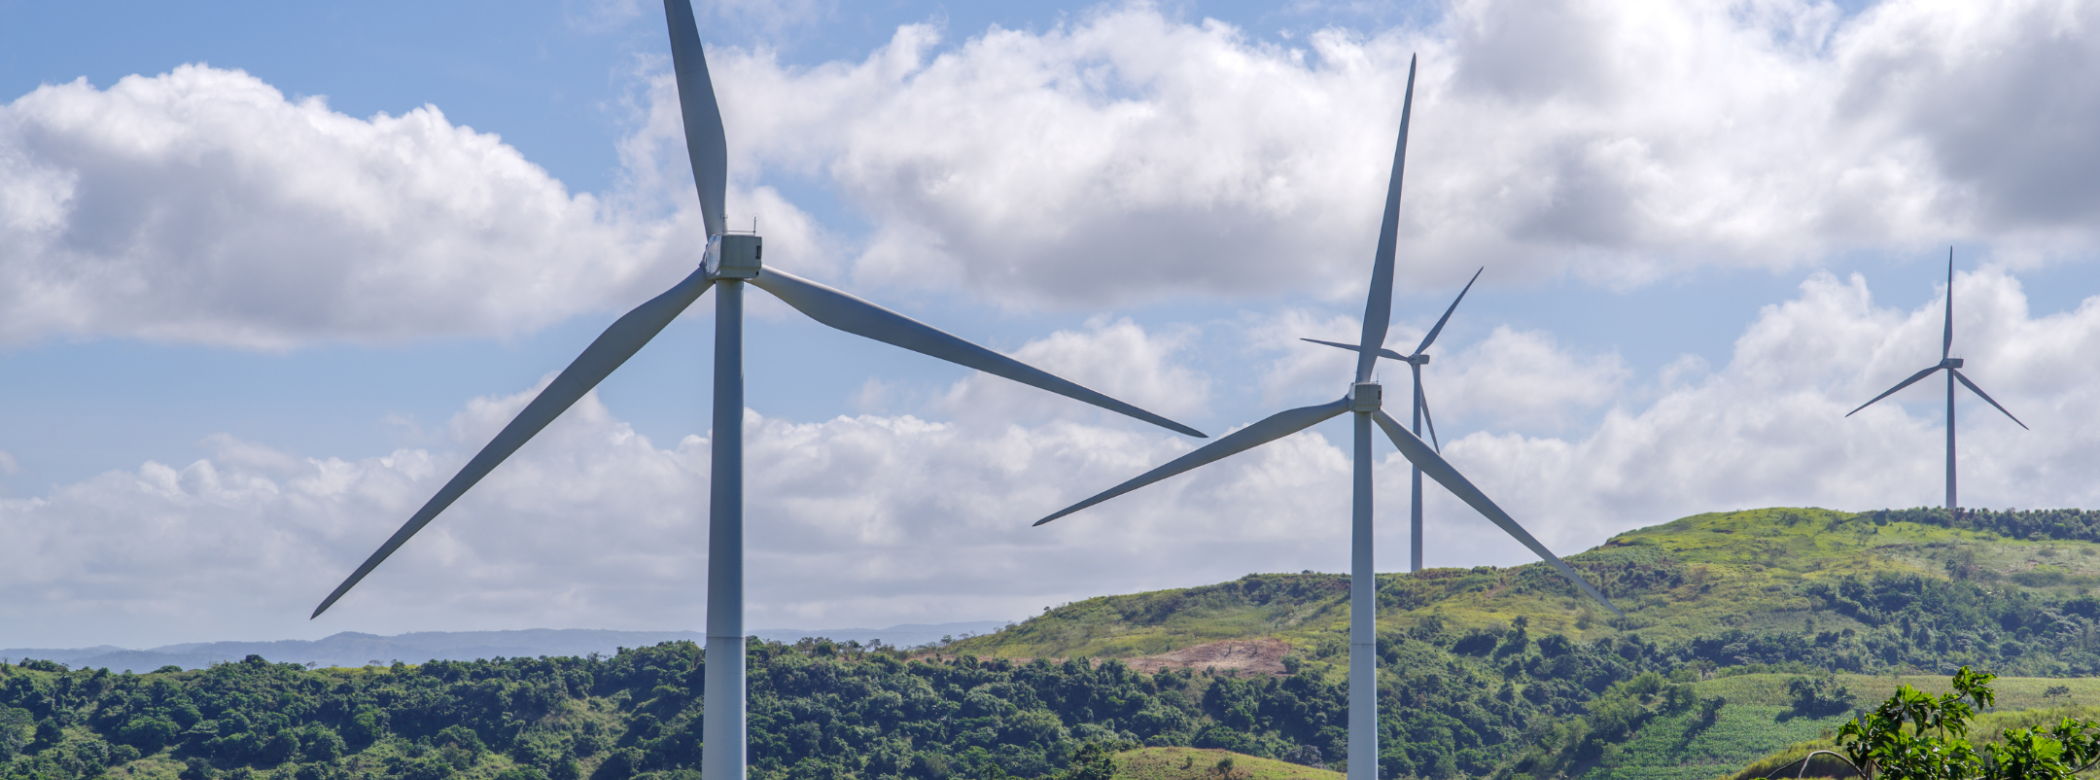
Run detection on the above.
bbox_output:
[1126,638,1291,676]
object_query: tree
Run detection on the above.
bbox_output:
[0,707,33,758]
[1812,667,2100,779]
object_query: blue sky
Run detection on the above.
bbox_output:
[4,0,2100,648]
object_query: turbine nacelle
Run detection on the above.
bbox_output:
[1943,357,1965,369]
[1351,382,1383,413]
[708,233,763,279]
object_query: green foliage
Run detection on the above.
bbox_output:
[1834,667,2100,779]
[1863,508,2100,545]
[1490,672,1700,780]
[1785,674,1857,717]
[17,506,2100,780]
[1111,747,1339,780]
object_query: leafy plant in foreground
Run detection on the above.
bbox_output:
[1779,667,2100,779]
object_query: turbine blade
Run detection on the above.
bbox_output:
[1943,247,1954,360]
[313,268,716,618]
[751,267,1205,438]
[1845,365,1942,417]
[1355,55,1417,384]
[1035,398,1351,526]
[1301,337,1406,361]
[663,0,728,237]
[1952,369,2029,430]
[1413,266,1482,356]
[1372,409,1622,616]
[1417,379,1440,452]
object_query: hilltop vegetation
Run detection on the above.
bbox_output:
[948,507,2100,778]
[952,507,2100,677]
[11,507,2100,780]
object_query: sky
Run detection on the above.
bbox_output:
[3,0,2100,649]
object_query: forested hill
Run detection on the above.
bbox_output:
[10,507,2100,780]
[951,506,2100,674]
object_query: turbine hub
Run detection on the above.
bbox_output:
[1943,357,1964,369]
[1351,382,1382,413]
[708,234,764,279]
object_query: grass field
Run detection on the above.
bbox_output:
[1574,704,1849,780]
[947,507,2100,663]
[934,508,2100,780]
[1113,747,1339,780]
[1571,674,2100,780]
[1694,673,2100,710]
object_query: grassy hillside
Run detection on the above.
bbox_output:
[1112,747,1340,780]
[950,507,2100,668]
[15,507,2100,780]
[940,507,2100,780]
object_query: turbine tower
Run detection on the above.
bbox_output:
[1302,266,1481,571]
[310,5,1206,780]
[1846,249,2027,512]
[1032,57,1619,780]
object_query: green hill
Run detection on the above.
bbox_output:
[11,507,2100,780]
[952,507,2100,674]
[945,507,2100,779]
[1112,747,1340,780]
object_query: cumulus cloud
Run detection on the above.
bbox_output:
[9,1,2098,345]
[10,267,2100,645]
[1418,266,2100,567]
[0,65,705,348]
[941,317,1211,426]
[0,376,1345,647]
[689,0,2100,305]
[1248,308,1625,431]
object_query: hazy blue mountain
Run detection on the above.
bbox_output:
[1,621,1010,671]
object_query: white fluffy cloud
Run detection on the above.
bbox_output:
[1249,308,1627,432]
[0,65,719,348]
[698,0,2100,305]
[7,1,2098,345]
[14,269,2100,646]
[940,316,1212,427]
[0,374,1344,647]
[1419,265,2100,566]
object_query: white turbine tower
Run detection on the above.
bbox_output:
[1846,249,2027,512]
[1302,266,1481,571]
[1032,57,1620,780]
[310,4,1206,780]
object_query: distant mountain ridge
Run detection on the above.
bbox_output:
[1,621,1010,672]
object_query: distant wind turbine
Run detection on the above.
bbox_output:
[1031,57,1619,780]
[309,4,1205,780]
[1302,266,1481,571]
[1846,249,2027,512]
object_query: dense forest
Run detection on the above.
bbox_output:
[12,506,2100,780]
[0,627,1671,780]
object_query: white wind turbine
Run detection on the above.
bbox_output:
[1846,249,2027,512]
[1302,266,1481,571]
[1031,57,1620,780]
[310,4,1206,780]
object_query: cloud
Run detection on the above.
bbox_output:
[9,266,2100,645]
[1246,308,1624,431]
[941,317,1211,427]
[0,66,721,349]
[0,375,1342,647]
[9,1,2098,346]
[693,0,2100,306]
[1417,265,2100,566]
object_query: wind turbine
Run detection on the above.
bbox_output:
[1846,249,2026,512]
[309,4,1206,780]
[1031,57,1619,780]
[1302,266,1481,571]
